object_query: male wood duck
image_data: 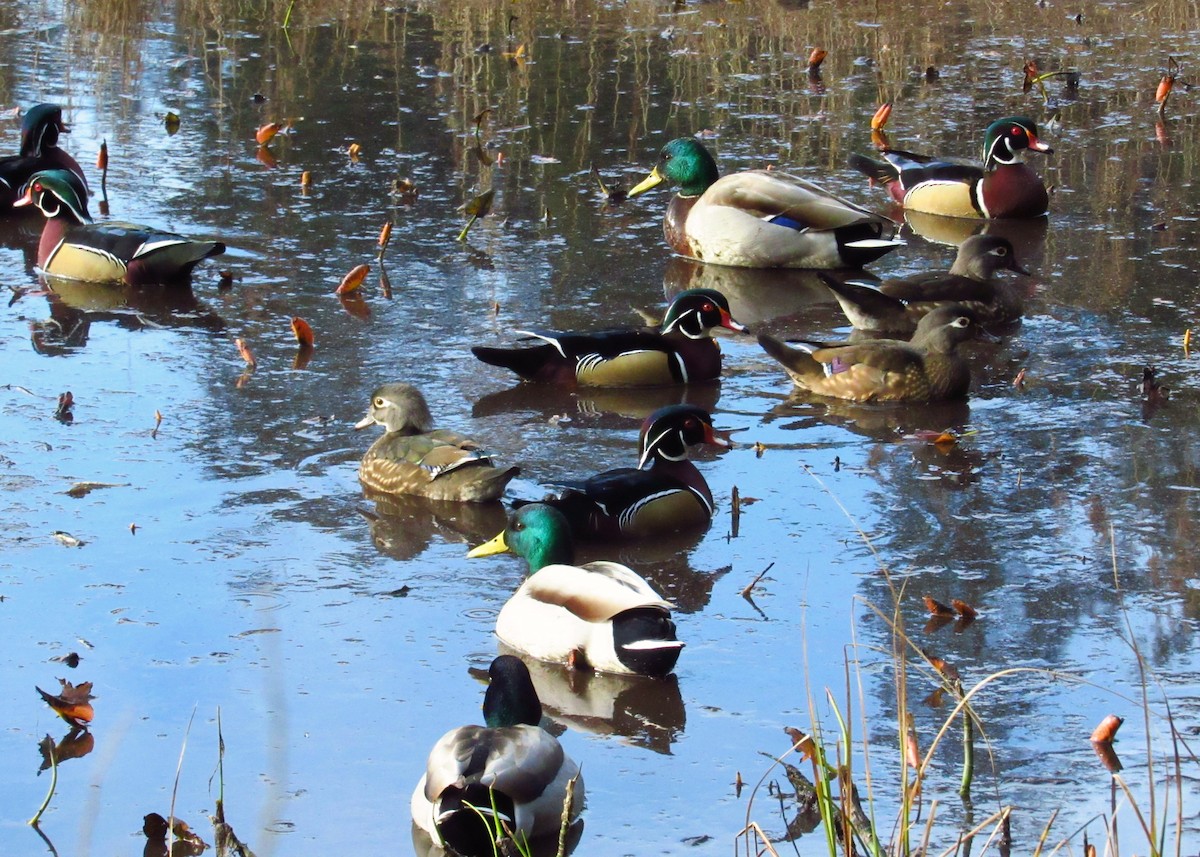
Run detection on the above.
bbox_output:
[471,288,746,387]
[0,104,87,212]
[822,234,1030,334]
[523,404,726,539]
[627,136,901,269]
[467,504,683,677]
[757,306,985,403]
[411,655,583,856]
[355,382,519,503]
[849,117,1052,219]
[14,169,225,284]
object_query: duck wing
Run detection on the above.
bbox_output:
[424,724,565,804]
[520,561,672,621]
[706,169,887,230]
[882,273,996,304]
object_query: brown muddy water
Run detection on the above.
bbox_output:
[1,0,1199,854]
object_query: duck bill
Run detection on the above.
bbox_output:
[1008,259,1031,276]
[467,530,511,558]
[627,167,665,198]
[12,184,33,209]
[353,413,375,430]
[704,424,733,449]
[720,310,747,333]
[1026,134,1053,154]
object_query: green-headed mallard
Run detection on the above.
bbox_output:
[627,136,901,269]
[468,504,683,677]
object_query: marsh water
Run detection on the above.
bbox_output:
[1,0,1199,854]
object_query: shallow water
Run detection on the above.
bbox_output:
[1,0,1199,854]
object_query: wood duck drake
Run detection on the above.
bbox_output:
[0,104,87,213]
[822,234,1030,334]
[467,504,684,677]
[522,404,726,539]
[355,382,519,503]
[627,137,901,269]
[757,305,985,403]
[849,117,1053,219]
[411,655,583,856]
[14,169,225,284]
[471,288,746,387]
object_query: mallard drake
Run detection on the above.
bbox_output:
[822,234,1029,334]
[14,169,224,284]
[468,504,683,677]
[0,104,87,213]
[355,382,519,503]
[757,305,985,403]
[627,136,901,269]
[471,288,746,387]
[411,655,583,856]
[523,403,726,539]
[849,117,1052,219]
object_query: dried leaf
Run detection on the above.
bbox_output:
[1023,60,1040,93]
[807,48,827,71]
[922,595,955,616]
[256,122,283,145]
[378,221,393,252]
[348,142,362,160]
[951,598,977,619]
[300,170,312,190]
[164,112,180,134]
[1013,367,1027,387]
[96,140,108,171]
[927,654,960,682]
[783,726,816,761]
[38,728,94,771]
[50,652,81,668]
[1156,74,1174,104]
[460,189,495,218]
[905,728,921,769]
[37,679,95,726]
[235,338,257,369]
[64,481,127,498]
[1090,713,1123,744]
[335,264,370,295]
[870,102,892,131]
[255,145,278,169]
[290,317,314,348]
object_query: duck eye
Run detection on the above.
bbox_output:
[373,397,385,407]
[1012,125,1025,136]
[996,247,1007,256]
[701,302,714,312]
[513,521,524,531]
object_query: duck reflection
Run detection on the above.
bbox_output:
[472,379,720,427]
[661,256,842,327]
[504,650,686,755]
[902,209,1048,269]
[28,276,225,356]
[412,816,583,857]
[360,490,509,562]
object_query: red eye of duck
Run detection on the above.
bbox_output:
[1011,125,1026,137]
[701,302,714,313]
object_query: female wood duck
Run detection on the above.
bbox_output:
[0,104,87,212]
[355,382,519,503]
[467,504,683,677]
[627,136,901,269]
[14,169,225,284]
[822,234,1030,334]
[757,306,984,403]
[849,117,1053,219]
[525,404,726,539]
[471,288,746,386]
[411,655,583,856]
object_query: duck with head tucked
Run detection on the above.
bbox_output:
[472,288,746,386]
[469,503,683,677]
[0,104,88,213]
[411,654,583,857]
[356,382,519,503]
[626,136,901,269]
[822,234,1030,334]
[849,117,1053,219]
[15,169,224,284]
[523,403,726,539]
[757,305,986,403]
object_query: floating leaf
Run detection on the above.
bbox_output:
[1090,713,1123,744]
[870,102,892,131]
[50,652,81,668]
[926,653,960,682]
[348,142,362,160]
[64,481,127,498]
[256,122,283,145]
[336,264,370,295]
[235,338,257,369]
[96,140,108,171]
[300,170,312,190]
[37,679,95,727]
[807,48,827,72]
[1156,74,1174,104]
[378,221,393,253]
[950,598,977,619]
[38,728,94,771]
[290,317,314,348]
[164,112,180,134]
[783,726,816,761]
[143,812,208,856]
[922,595,955,616]
[457,189,495,242]
[392,176,419,201]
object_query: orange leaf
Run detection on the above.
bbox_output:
[96,140,108,171]
[256,122,283,145]
[290,317,314,348]
[336,264,370,295]
[235,338,257,369]
[1090,713,1123,744]
[783,726,816,761]
[927,654,960,682]
[923,595,955,616]
[1156,74,1174,104]
[871,102,892,131]
[255,145,278,169]
[378,221,393,251]
[807,48,827,70]
[37,680,95,727]
[951,599,977,619]
[300,170,312,190]
[905,728,921,769]
[1023,60,1040,93]
[348,142,362,160]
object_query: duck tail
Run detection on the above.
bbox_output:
[437,784,517,856]
[848,152,898,185]
[757,332,824,386]
[613,607,683,676]
[471,344,559,381]
[818,272,911,333]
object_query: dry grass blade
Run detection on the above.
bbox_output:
[168,707,197,855]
